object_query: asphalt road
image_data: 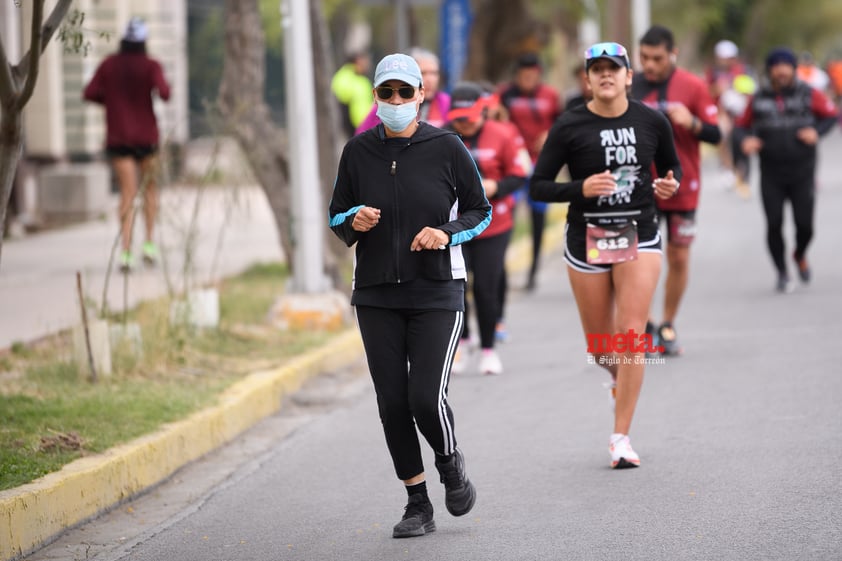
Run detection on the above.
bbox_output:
[27,130,842,561]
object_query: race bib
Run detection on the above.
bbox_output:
[586,221,638,264]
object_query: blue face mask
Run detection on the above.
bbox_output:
[376,100,418,132]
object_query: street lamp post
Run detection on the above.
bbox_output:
[281,0,326,294]
[274,0,349,331]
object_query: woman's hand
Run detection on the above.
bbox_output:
[411,227,449,252]
[483,178,499,198]
[741,135,763,155]
[653,170,680,200]
[582,170,617,198]
[352,206,381,232]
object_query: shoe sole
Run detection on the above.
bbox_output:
[611,458,640,469]
[445,482,476,516]
[393,520,435,538]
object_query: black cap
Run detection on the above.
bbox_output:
[450,82,483,105]
[765,47,797,69]
[448,82,485,121]
[515,52,541,69]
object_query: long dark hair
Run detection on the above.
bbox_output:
[120,40,146,55]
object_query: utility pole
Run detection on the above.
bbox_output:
[631,0,651,67]
[395,0,410,52]
[281,0,326,294]
[275,0,349,331]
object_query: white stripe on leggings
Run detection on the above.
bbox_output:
[438,310,463,455]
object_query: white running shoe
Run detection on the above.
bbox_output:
[451,340,469,375]
[478,349,503,375]
[609,433,640,469]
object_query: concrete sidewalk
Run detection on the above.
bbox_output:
[0,185,283,351]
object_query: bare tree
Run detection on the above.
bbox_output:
[0,0,73,268]
[218,0,350,289]
[218,0,293,265]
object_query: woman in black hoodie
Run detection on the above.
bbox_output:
[329,53,491,539]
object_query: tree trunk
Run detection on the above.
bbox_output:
[310,0,352,291]
[0,0,73,269]
[0,112,23,257]
[218,0,293,269]
[463,0,543,84]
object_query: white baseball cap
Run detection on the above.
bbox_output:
[715,40,738,59]
[123,17,148,43]
[373,53,423,88]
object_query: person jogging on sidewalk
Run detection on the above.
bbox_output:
[531,42,681,469]
[631,25,722,356]
[329,54,489,538]
[83,18,170,273]
[734,47,838,293]
[446,82,529,376]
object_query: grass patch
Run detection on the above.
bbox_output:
[0,262,343,492]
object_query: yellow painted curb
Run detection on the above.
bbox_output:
[0,329,363,561]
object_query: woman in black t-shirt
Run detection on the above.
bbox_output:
[531,42,681,469]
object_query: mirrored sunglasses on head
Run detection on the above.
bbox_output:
[584,42,630,66]
[375,85,416,100]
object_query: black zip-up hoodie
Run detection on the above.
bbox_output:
[329,122,492,298]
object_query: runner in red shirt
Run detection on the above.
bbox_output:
[631,25,721,356]
[447,83,530,375]
[83,18,170,273]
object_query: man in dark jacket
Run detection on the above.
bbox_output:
[735,47,838,292]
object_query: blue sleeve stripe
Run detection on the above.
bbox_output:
[451,209,492,245]
[329,205,364,227]
[449,141,492,245]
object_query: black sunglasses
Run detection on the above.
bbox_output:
[375,85,416,100]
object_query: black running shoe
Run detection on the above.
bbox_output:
[658,322,683,356]
[645,321,660,358]
[776,273,794,294]
[392,493,435,538]
[793,252,811,283]
[435,448,476,516]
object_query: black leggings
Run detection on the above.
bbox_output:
[355,306,462,480]
[462,231,512,348]
[529,206,546,278]
[760,167,815,274]
[730,128,750,181]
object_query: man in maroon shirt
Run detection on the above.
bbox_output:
[84,18,170,272]
[631,25,721,356]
